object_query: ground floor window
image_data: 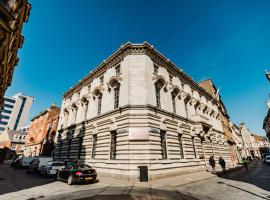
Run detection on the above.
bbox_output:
[67,139,72,159]
[178,134,184,159]
[110,131,117,159]
[92,134,97,159]
[192,136,197,158]
[59,141,62,158]
[78,137,83,159]
[160,130,167,159]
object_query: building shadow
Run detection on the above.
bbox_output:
[218,159,270,192]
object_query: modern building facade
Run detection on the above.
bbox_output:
[0,93,33,133]
[24,104,60,157]
[0,0,31,109]
[199,79,238,166]
[54,42,233,181]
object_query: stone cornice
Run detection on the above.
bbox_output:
[63,42,217,105]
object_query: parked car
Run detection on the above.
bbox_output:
[39,161,65,176]
[20,157,35,168]
[265,155,270,165]
[56,163,97,185]
[27,157,53,173]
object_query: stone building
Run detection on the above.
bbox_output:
[199,79,238,166]
[0,0,31,109]
[24,104,60,157]
[263,101,270,140]
[238,123,260,158]
[54,42,232,180]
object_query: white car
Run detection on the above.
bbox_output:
[39,161,65,176]
[265,155,270,165]
[20,157,35,168]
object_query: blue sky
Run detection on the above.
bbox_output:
[7,0,270,135]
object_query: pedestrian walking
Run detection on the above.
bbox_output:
[209,155,216,174]
[219,156,227,177]
[242,157,248,170]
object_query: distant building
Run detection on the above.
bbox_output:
[238,123,260,158]
[54,42,234,181]
[199,79,238,166]
[0,93,34,133]
[24,104,60,157]
[0,129,28,162]
[252,134,270,156]
[0,0,31,109]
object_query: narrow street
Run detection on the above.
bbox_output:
[0,160,270,200]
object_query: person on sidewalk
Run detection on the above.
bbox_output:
[209,155,216,174]
[219,156,227,177]
[242,157,248,170]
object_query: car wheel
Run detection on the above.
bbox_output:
[67,175,74,185]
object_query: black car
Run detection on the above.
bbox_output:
[56,163,97,185]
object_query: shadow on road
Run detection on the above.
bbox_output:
[0,164,55,195]
[218,160,270,192]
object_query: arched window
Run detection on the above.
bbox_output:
[155,80,164,109]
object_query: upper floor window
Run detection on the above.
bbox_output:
[115,65,120,75]
[154,64,159,74]
[155,80,164,109]
[100,76,104,85]
[114,84,120,109]
[169,74,173,83]
[97,93,102,115]
[171,92,177,114]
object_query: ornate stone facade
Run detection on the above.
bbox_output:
[0,0,31,109]
[54,42,232,180]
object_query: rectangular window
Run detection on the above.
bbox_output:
[100,76,104,85]
[171,93,176,114]
[97,94,102,115]
[78,137,83,159]
[59,141,63,158]
[4,104,14,109]
[84,103,89,120]
[74,108,78,123]
[92,134,97,159]
[192,136,197,158]
[4,98,15,104]
[110,131,117,160]
[67,139,72,159]
[178,134,184,159]
[0,121,8,125]
[154,64,159,74]
[160,130,167,159]
[115,65,120,75]
[155,84,161,109]
[169,74,173,83]
[2,109,12,114]
[114,87,120,109]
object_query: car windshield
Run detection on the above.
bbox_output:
[73,164,91,169]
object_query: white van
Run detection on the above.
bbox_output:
[28,157,53,173]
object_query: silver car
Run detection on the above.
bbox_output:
[39,161,65,176]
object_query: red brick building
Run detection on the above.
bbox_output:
[24,104,60,157]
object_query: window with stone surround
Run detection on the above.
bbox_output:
[97,93,102,115]
[100,76,104,85]
[115,65,120,75]
[154,64,159,74]
[114,85,120,109]
[171,90,178,114]
[160,130,167,159]
[110,131,117,160]
[178,134,184,159]
[92,134,97,159]
[78,137,83,159]
[155,80,163,109]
